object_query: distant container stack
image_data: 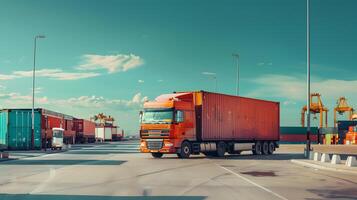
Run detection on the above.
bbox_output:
[73,119,96,143]
[280,126,319,144]
[95,125,123,142]
[0,108,113,150]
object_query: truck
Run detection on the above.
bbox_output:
[139,91,280,158]
[51,128,64,150]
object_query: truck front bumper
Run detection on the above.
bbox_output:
[140,139,177,153]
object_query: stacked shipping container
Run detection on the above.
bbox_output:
[0,108,123,150]
[0,108,96,150]
[95,126,122,142]
[73,119,96,143]
[0,109,42,150]
[280,127,319,144]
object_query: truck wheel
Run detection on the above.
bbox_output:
[178,141,191,159]
[262,142,269,155]
[252,141,262,155]
[151,153,163,158]
[216,142,226,157]
[268,142,275,154]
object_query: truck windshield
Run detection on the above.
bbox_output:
[142,109,173,124]
[53,130,63,138]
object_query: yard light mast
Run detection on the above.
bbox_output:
[32,35,45,149]
[306,0,311,157]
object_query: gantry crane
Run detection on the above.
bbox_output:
[91,113,115,126]
[334,97,354,127]
[301,93,328,128]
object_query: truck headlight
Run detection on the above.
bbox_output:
[164,142,173,147]
[140,141,146,147]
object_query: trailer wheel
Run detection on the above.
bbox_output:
[178,141,191,159]
[268,142,275,154]
[151,153,163,158]
[216,142,226,157]
[253,141,262,155]
[262,142,269,155]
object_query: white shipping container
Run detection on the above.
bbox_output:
[95,127,105,141]
[104,127,112,141]
[111,127,117,135]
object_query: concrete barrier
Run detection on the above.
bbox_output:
[345,156,357,167]
[313,152,321,161]
[309,151,314,160]
[320,153,330,163]
[0,152,9,159]
[331,154,341,164]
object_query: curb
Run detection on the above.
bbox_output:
[291,159,357,175]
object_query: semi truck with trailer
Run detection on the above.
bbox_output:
[139,91,280,158]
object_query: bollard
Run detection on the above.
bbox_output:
[345,156,357,167]
[320,153,330,163]
[331,154,341,164]
[1,152,9,159]
[313,152,321,161]
[309,151,314,160]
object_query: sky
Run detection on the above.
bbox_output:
[1,0,357,135]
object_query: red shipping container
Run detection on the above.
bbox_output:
[201,92,280,141]
[41,115,63,139]
[280,134,318,143]
[73,119,95,137]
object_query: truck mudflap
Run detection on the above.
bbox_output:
[140,139,177,153]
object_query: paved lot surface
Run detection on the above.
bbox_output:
[279,144,357,155]
[0,141,356,200]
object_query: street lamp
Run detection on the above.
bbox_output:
[306,0,311,157]
[232,53,239,96]
[202,72,217,92]
[32,35,46,149]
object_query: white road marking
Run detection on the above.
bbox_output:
[29,167,56,194]
[218,164,289,200]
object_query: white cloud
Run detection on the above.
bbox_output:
[0,92,49,106]
[249,74,357,104]
[247,74,305,101]
[13,69,100,80]
[257,62,273,66]
[202,72,216,76]
[78,54,144,73]
[138,79,144,83]
[283,100,297,106]
[29,87,43,94]
[53,93,148,110]
[248,74,357,126]
[0,85,6,90]
[157,79,163,82]
[0,74,16,80]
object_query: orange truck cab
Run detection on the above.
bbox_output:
[139,91,280,159]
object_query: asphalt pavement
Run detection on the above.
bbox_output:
[0,141,356,200]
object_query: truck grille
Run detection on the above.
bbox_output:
[146,140,163,150]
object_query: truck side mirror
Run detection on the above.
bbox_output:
[175,110,184,123]
[139,111,143,122]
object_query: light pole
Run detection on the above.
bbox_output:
[306,0,311,157]
[232,53,239,96]
[202,72,217,92]
[32,35,45,149]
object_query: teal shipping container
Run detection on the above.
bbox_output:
[0,112,8,150]
[0,109,41,150]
